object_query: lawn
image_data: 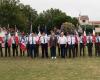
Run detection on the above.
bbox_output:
[0,56,100,80]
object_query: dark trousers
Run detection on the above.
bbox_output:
[50,46,56,57]
[30,44,36,58]
[87,43,93,57]
[12,44,18,57]
[5,43,11,57]
[57,43,60,56]
[74,44,78,57]
[80,43,85,56]
[60,44,65,58]
[20,44,25,56]
[0,44,3,57]
[41,43,48,58]
[36,44,39,57]
[26,44,30,57]
[69,44,75,58]
[65,44,68,57]
[95,43,100,56]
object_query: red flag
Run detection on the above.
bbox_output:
[20,42,26,51]
[0,32,4,43]
[83,31,87,46]
[8,33,12,47]
[15,32,19,45]
[0,37,3,43]
[92,29,96,43]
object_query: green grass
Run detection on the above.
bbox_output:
[0,56,100,80]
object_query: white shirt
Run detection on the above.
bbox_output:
[87,36,92,43]
[67,35,75,45]
[40,35,48,44]
[79,36,83,43]
[58,36,67,44]
[29,36,36,44]
[12,36,15,44]
[96,36,100,43]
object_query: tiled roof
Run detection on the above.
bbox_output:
[79,15,89,20]
[89,21,100,24]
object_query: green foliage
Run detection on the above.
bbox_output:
[0,0,79,33]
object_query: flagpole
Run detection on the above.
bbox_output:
[30,23,32,33]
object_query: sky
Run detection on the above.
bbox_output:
[20,0,100,21]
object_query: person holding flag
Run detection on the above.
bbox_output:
[87,32,93,57]
[95,33,100,56]
[79,33,86,57]
[92,28,96,43]
[0,28,4,57]
[74,31,79,57]
[26,33,30,57]
[12,33,18,57]
[5,32,11,57]
[20,32,26,56]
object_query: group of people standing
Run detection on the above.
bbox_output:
[0,27,100,59]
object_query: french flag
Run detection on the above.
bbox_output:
[20,40,26,51]
[0,31,5,43]
[83,30,87,46]
[15,32,19,45]
[8,33,12,47]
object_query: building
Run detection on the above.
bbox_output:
[78,15,100,33]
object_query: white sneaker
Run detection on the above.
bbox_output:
[52,57,53,59]
[54,57,56,59]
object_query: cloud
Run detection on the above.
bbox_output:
[20,0,100,20]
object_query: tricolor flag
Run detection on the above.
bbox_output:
[92,29,96,43]
[15,32,19,45]
[20,39,26,51]
[8,33,12,47]
[83,30,87,46]
[0,32,4,43]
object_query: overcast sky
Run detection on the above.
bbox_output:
[20,0,100,21]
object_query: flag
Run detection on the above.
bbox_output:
[0,33,3,42]
[92,29,96,43]
[8,33,12,47]
[0,31,5,43]
[83,30,87,46]
[20,41,26,51]
[15,32,19,45]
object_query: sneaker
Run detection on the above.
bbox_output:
[54,57,56,59]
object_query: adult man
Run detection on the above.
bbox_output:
[29,32,36,58]
[66,32,70,57]
[58,32,67,58]
[5,32,11,57]
[35,34,40,57]
[87,33,93,57]
[49,32,57,59]
[79,34,85,56]
[95,33,100,56]
[12,33,18,57]
[26,33,30,57]
[40,32,48,58]
[67,33,75,58]
[0,28,4,57]
[20,32,26,56]
[74,33,79,57]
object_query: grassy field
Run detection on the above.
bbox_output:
[0,56,100,80]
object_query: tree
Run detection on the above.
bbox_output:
[61,22,75,33]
